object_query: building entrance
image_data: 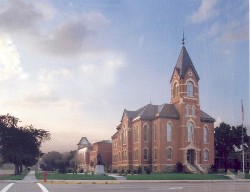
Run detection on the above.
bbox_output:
[187,149,195,165]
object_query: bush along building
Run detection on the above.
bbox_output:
[111,44,215,173]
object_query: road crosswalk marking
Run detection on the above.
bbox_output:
[37,183,49,192]
[0,183,14,192]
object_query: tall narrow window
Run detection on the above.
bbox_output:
[167,148,173,160]
[203,126,208,143]
[187,81,194,97]
[204,150,209,161]
[192,106,195,116]
[136,127,138,142]
[143,148,148,160]
[173,82,178,98]
[154,148,157,160]
[143,124,148,142]
[188,122,194,142]
[154,124,157,142]
[167,123,172,142]
[186,105,190,116]
[134,127,138,143]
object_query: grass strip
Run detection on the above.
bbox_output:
[0,172,27,180]
[126,173,230,180]
[36,172,115,180]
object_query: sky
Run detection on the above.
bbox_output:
[0,0,249,152]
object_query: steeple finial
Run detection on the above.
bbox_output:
[182,31,186,46]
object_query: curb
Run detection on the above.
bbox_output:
[38,180,120,184]
[36,179,250,184]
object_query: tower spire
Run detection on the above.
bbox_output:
[182,31,186,46]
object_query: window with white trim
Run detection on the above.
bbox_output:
[173,82,178,98]
[203,126,208,144]
[188,122,194,142]
[143,124,148,142]
[187,81,194,97]
[204,150,209,161]
[143,148,148,160]
[192,106,195,116]
[154,148,157,160]
[186,105,190,116]
[167,148,173,160]
[167,123,172,142]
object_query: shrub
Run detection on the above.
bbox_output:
[137,166,142,174]
[176,162,183,173]
[209,164,217,173]
[133,170,137,174]
[127,169,131,174]
[112,169,118,173]
[79,168,83,173]
[146,167,151,174]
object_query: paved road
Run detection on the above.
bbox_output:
[1,181,250,192]
[0,171,249,192]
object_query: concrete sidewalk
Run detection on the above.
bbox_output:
[22,170,38,183]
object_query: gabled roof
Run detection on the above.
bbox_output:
[124,103,180,121]
[200,110,215,123]
[172,46,200,81]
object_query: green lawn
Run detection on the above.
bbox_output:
[0,172,27,180]
[36,172,115,180]
[126,173,230,180]
[245,174,250,179]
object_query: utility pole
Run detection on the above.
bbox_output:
[241,99,245,174]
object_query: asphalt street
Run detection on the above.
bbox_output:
[1,181,250,192]
[0,171,249,192]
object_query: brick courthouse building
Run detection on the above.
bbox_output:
[111,45,215,173]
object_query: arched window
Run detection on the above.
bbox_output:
[186,105,190,116]
[167,148,173,160]
[154,124,157,142]
[173,82,178,98]
[122,129,126,145]
[188,122,194,142]
[154,148,157,160]
[136,149,139,160]
[192,106,195,116]
[143,148,148,160]
[167,123,172,142]
[187,81,194,97]
[203,126,208,143]
[204,150,209,161]
[134,127,138,143]
[143,124,148,142]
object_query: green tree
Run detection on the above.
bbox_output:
[214,122,248,172]
[0,114,50,174]
[40,151,63,171]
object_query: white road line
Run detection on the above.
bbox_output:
[37,183,49,192]
[0,183,14,192]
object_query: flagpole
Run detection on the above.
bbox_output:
[241,99,245,174]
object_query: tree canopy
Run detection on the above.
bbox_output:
[40,150,77,173]
[214,122,249,172]
[0,114,50,174]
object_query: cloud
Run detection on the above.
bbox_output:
[0,33,27,81]
[0,0,55,33]
[79,51,125,87]
[39,12,110,56]
[190,0,219,23]
[206,17,248,43]
[214,117,222,127]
